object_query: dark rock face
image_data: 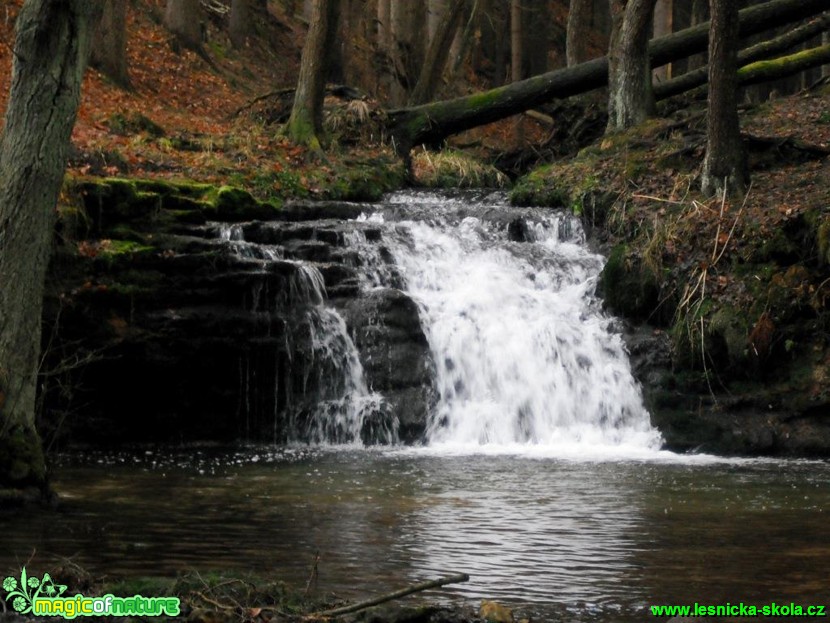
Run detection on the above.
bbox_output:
[343,289,436,443]
[622,322,830,457]
[41,193,433,448]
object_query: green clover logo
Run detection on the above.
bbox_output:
[2,567,60,615]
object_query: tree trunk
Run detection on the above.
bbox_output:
[511,0,524,147]
[409,0,466,105]
[287,0,339,149]
[823,31,829,78]
[386,0,829,153]
[164,0,203,49]
[607,0,658,131]
[0,0,99,494]
[229,0,252,48]
[428,0,448,42]
[511,0,522,82]
[567,0,593,67]
[652,0,672,81]
[701,0,747,197]
[687,0,709,70]
[377,0,392,97]
[655,12,830,100]
[90,0,129,87]
[389,1,426,105]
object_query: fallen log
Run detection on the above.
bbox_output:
[655,12,830,100]
[314,572,470,618]
[738,43,830,87]
[386,0,829,154]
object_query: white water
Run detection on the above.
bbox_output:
[214,223,393,444]
[352,191,662,454]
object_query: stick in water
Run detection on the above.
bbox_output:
[316,572,470,617]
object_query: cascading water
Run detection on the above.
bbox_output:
[215,223,395,444]
[348,191,663,452]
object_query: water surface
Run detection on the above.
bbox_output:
[2,448,828,622]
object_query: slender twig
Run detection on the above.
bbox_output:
[711,181,728,262]
[712,181,751,266]
[314,573,470,618]
[304,551,320,597]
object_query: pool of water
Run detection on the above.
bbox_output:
[2,447,829,621]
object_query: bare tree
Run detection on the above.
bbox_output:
[567,0,594,67]
[229,0,252,48]
[701,0,747,197]
[652,0,672,81]
[607,0,658,131]
[90,0,129,87]
[164,0,203,49]
[410,0,467,105]
[687,0,709,70]
[0,0,100,495]
[287,0,340,149]
[511,0,523,82]
[389,2,427,104]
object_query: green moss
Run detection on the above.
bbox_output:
[99,239,155,258]
[106,112,165,137]
[709,304,749,367]
[213,185,281,221]
[511,164,571,207]
[0,424,47,490]
[598,244,661,321]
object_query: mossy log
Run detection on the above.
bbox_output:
[386,0,829,154]
[737,43,830,87]
[655,12,830,100]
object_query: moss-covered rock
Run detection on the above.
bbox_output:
[598,244,661,322]
[213,185,281,221]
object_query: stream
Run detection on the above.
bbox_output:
[3,190,829,621]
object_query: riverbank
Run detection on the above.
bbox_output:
[0,566,493,623]
[35,86,830,458]
[511,87,830,456]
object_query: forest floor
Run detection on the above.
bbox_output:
[0,0,538,195]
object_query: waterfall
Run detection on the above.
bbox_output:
[212,190,661,452]
[349,191,662,452]
[215,224,395,445]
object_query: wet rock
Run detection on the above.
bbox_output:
[343,289,436,442]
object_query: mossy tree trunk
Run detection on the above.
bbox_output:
[701,0,747,198]
[287,0,339,149]
[0,0,99,495]
[607,0,658,131]
[386,0,829,154]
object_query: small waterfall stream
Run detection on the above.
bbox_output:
[216,224,395,445]
[214,190,661,452]
[347,191,662,452]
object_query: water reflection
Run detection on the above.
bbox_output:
[1,449,829,622]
